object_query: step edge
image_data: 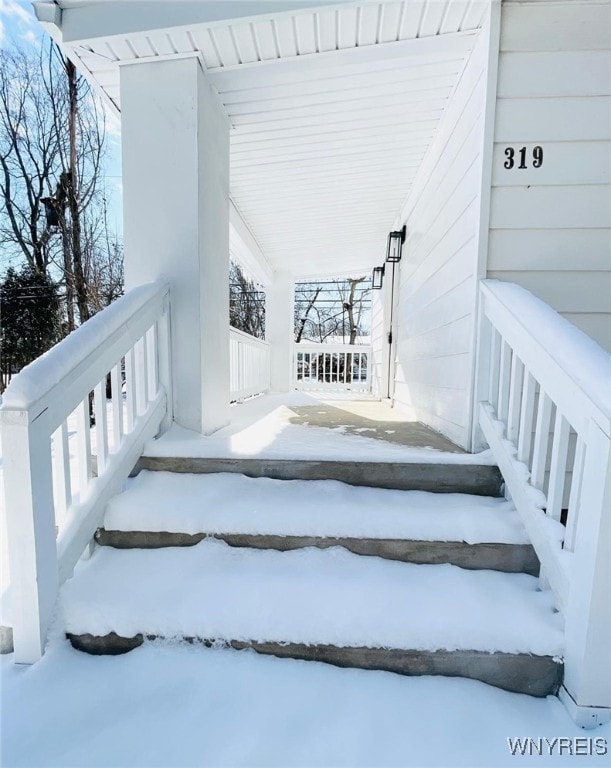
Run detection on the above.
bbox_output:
[66,632,563,697]
[135,457,503,496]
[95,530,539,574]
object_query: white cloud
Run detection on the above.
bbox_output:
[106,110,122,139]
[21,28,36,44]
[0,0,35,26]
[0,17,5,48]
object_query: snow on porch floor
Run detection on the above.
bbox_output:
[144,392,495,464]
[2,634,609,768]
[60,540,562,655]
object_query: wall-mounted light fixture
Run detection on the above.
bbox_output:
[372,265,385,290]
[386,225,406,263]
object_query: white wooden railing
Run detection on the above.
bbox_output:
[229,327,270,402]
[294,343,372,392]
[474,279,610,723]
[0,282,172,663]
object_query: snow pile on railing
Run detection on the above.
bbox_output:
[3,283,166,411]
[484,280,610,417]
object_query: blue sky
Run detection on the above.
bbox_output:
[0,0,124,241]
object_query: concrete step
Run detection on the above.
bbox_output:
[136,456,503,496]
[67,633,562,698]
[98,471,535,573]
[96,530,539,575]
[62,540,563,696]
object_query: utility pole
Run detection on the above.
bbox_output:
[65,58,89,325]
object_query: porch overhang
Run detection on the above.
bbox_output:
[34,0,489,276]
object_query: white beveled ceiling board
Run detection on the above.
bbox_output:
[34,0,488,275]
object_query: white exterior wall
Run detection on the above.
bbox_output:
[489,0,611,351]
[391,23,491,448]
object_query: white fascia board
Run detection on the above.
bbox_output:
[33,3,121,119]
[55,0,363,44]
[230,201,274,286]
[32,1,62,25]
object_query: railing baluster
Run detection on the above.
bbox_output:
[488,328,501,411]
[564,436,586,552]
[506,354,524,444]
[52,420,72,527]
[517,369,536,463]
[546,412,570,521]
[93,381,109,475]
[135,335,148,415]
[497,340,512,424]
[124,348,137,432]
[147,325,158,397]
[110,363,124,451]
[76,396,92,497]
[531,391,552,492]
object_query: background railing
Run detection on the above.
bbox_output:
[0,282,172,663]
[229,327,270,402]
[294,343,372,392]
[474,279,610,723]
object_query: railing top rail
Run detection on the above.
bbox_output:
[481,279,611,434]
[229,326,269,346]
[1,281,169,418]
[295,343,372,352]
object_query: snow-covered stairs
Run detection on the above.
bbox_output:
[96,471,538,574]
[63,468,564,697]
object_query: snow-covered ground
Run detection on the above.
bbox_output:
[2,631,609,768]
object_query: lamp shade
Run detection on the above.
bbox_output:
[386,225,406,263]
[372,265,384,290]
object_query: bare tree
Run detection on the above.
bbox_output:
[0,40,106,330]
[294,277,371,344]
[0,46,61,274]
[84,222,124,314]
[229,261,265,339]
[294,286,321,343]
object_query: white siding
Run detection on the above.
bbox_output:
[489,0,611,351]
[390,22,490,448]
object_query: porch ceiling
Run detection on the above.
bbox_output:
[42,0,487,276]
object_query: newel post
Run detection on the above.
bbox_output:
[0,407,58,663]
[561,417,611,727]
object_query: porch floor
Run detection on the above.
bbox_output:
[144,392,492,464]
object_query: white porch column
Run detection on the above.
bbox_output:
[120,55,230,434]
[266,272,294,392]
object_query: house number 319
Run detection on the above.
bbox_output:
[504,146,543,169]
